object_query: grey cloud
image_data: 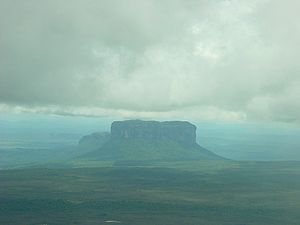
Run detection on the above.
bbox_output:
[0,0,299,123]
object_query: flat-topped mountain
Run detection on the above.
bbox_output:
[81,120,224,163]
[111,120,196,147]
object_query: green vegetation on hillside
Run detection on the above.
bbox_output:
[83,138,222,162]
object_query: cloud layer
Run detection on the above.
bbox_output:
[0,0,299,122]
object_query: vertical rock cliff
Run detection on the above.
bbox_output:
[82,120,224,161]
[111,120,196,147]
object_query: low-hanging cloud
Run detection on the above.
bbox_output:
[0,0,299,122]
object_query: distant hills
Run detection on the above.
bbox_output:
[78,120,224,164]
[78,132,110,153]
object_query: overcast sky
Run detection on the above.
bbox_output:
[0,0,299,123]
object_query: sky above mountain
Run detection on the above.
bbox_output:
[0,0,299,123]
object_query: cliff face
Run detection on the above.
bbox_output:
[111,120,196,146]
[82,120,224,161]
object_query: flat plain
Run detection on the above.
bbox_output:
[1,161,300,225]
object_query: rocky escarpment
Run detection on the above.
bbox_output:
[78,132,110,152]
[80,120,224,161]
[111,120,196,147]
